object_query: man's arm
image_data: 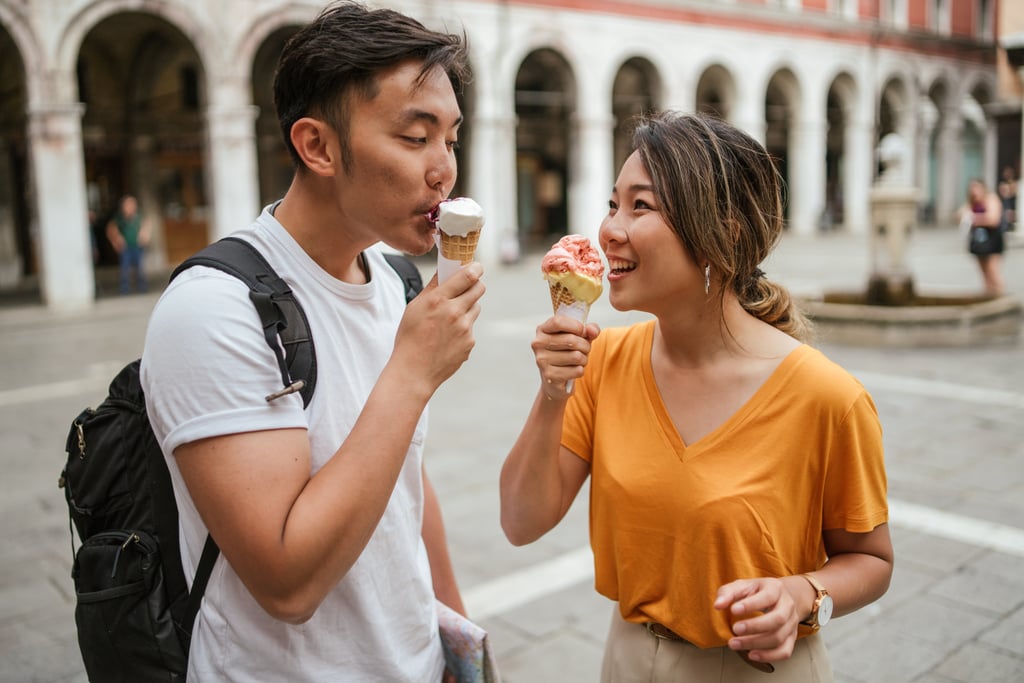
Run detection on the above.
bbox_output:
[422,466,465,615]
[174,265,485,624]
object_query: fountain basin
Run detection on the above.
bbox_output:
[800,293,1022,347]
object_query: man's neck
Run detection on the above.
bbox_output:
[273,181,369,283]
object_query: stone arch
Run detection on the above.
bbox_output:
[56,0,209,98]
[961,77,996,191]
[764,68,801,224]
[824,72,858,229]
[514,48,576,250]
[611,56,662,174]
[251,24,304,206]
[0,21,33,286]
[695,64,737,122]
[878,74,912,140]
[76,8,209,271]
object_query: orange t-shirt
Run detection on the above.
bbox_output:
[561,320,888,648]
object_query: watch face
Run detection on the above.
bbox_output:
[818,595,834,627]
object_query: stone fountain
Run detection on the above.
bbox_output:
[801,134,1022,347]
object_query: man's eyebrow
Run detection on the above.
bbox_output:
[395,108,463,128]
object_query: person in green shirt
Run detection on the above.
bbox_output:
[106,194,150,293]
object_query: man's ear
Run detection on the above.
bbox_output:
[290,117,339,177]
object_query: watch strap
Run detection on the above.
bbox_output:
[798,573,828,629]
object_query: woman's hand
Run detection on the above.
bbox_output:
[531,316,600,400]
[713,576,806,664]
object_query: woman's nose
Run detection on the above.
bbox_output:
[598,215,626,251]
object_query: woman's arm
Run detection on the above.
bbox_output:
[714,523,894,664]
[499,316,597,546]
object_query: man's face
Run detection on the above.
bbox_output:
[334,60,462,256]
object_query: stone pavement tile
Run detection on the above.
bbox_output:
[891,529,987,576]
[933,642,1024,682]
[476,616,534,665]
[883,594,995,647]
[927,565,1024,616]
[965,550,1024,585]
[978,606,1024,657]
[953,489,1024,531]
[828,628,948,683]
[494,628,603,683]
[0,610,87,683]
[491,581,609,642]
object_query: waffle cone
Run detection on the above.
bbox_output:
[549,282,579,313]
[440,230,481,265]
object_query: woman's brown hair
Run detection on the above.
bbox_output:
[632,111,813,342]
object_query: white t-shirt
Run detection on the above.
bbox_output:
[141,206,443,682]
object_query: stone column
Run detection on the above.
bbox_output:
[205,103,261,241]
[27,102,94,310]
[468,113,517,265]
[843,115,873,234]
[915,97,937,220]
[733,85,767,145]
[790,116,826,236]
[0,139,20,287]
[934,108,962,221]
[570,113,615,248]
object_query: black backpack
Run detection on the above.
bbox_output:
[59,237,423,682]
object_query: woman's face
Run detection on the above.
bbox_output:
[968,181,985,204]
[598,151,702,315]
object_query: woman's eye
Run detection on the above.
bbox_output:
[403,136,427,144]
[446,140,460,151]
[634,199,651,211]
[607,200,618,213]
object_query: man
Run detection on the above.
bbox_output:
[140,2,484,680]
[107,194,149,293]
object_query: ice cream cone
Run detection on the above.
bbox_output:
[440,230,481,265]
[549,282,591,322]
[549,282,577,312]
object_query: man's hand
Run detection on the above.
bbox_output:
[391,261,485,396]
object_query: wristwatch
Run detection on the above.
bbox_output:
[798,574,833,630]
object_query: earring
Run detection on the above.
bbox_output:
[704,264,710,295]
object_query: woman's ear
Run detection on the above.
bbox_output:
[290,117,340,177]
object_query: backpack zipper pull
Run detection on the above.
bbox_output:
[265,379,305,403]
[75,420,86,458]
[111,533,139,579]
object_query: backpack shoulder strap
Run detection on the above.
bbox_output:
[170,237,317,407]
[383,252,424,303]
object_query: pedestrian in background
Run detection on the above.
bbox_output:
[998,165,1017,233]
[960,178,1005,297]
[106,194,150,294]
[500,111,893,682]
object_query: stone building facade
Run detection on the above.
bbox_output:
[0,0,1006,309]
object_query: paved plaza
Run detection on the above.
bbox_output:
[1,225,1022,682]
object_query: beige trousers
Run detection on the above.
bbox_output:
[600,609,834,683]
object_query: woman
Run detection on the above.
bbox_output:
[500,111,893,682]
[960,178,1005,297]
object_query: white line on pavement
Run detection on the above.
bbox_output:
[888,498,1024,558]
[464,546,594,620]
[463,498,1024,620]
[852,370,1024,409]
[0,361,123,408]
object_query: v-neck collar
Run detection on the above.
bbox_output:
[638,321,809,460]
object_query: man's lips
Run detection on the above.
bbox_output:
[425,204,441,224]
